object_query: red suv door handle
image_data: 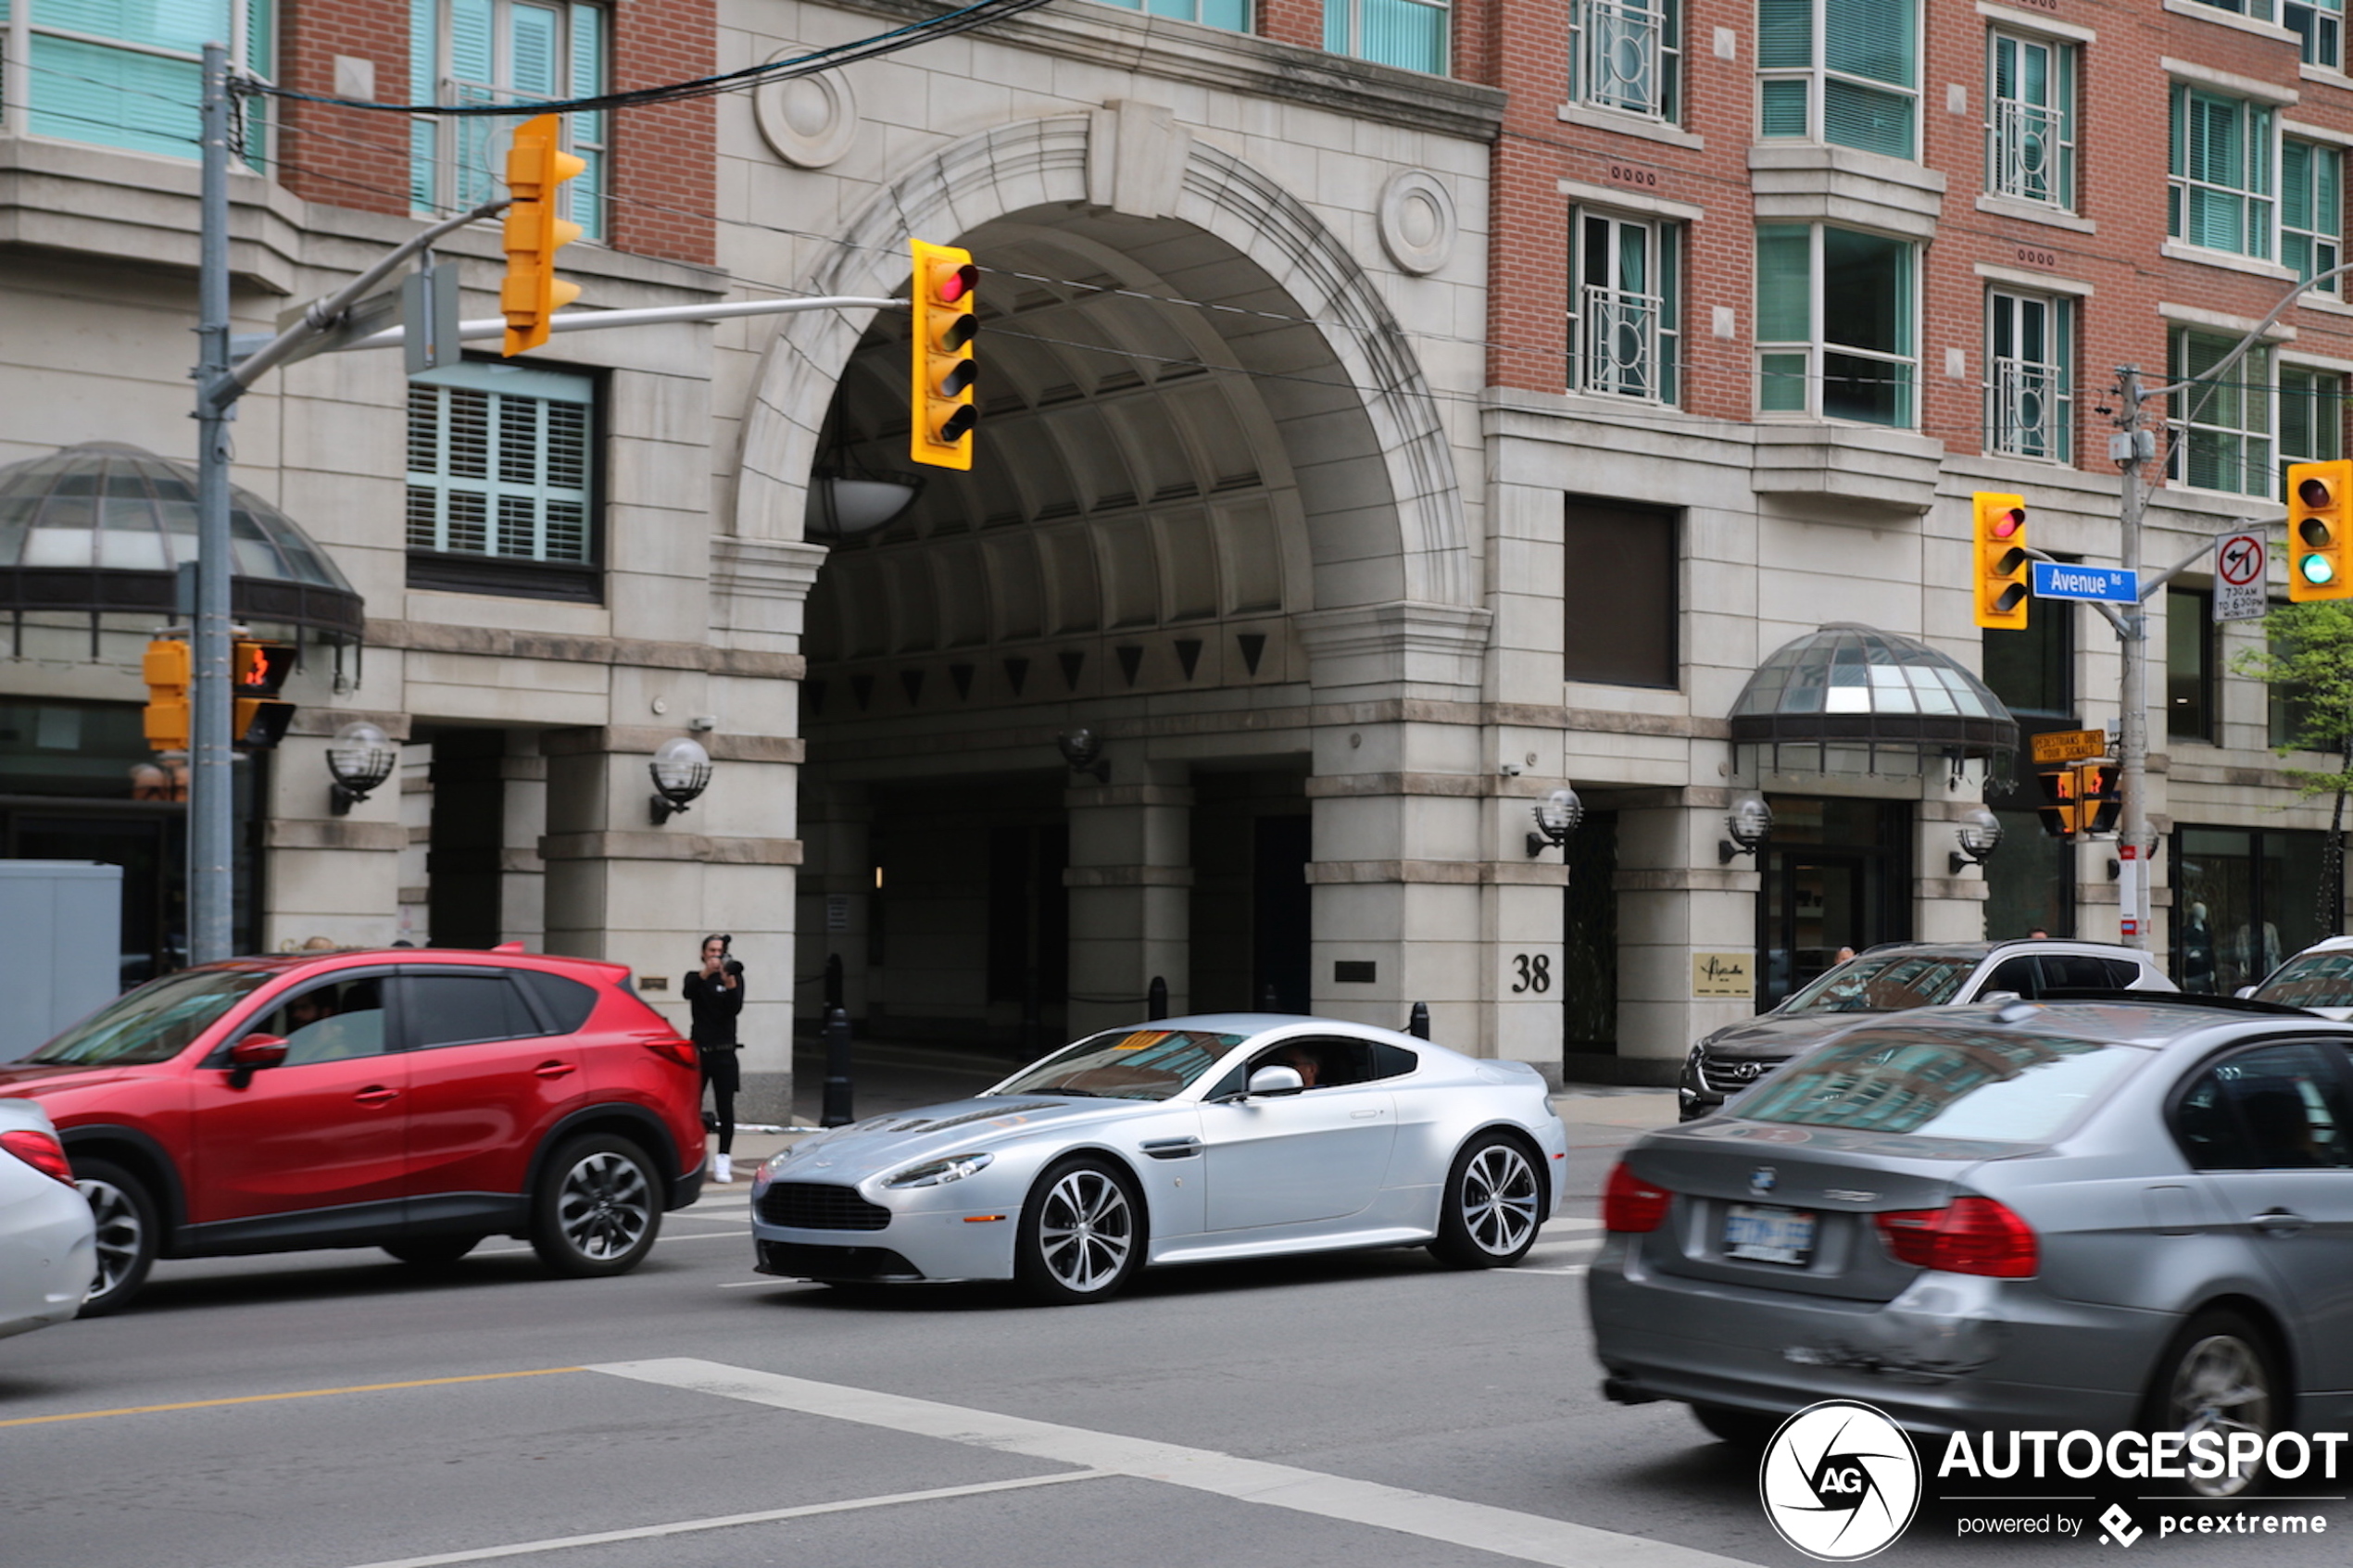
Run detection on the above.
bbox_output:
[534,1060,578,1079]
[354,1085,399,1106]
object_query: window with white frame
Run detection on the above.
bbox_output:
[2288,0,2342,69]
[2168,329,2274,496]
[1757,0,1919,160]
[2281,363,2346,498]
[410,0,607,242]
[8,0,273,163]
[1323,0,1447,74]
[1569,210,1680,402]
[1986,291,2072,462]
[1569,0,1680,120]
[406,360,598,600]
[1088,0,1249,27]
[2283,139,2344,295]
[2170,85,2274,259]
[1755,224,1916,425]
[1987,31,2075,209]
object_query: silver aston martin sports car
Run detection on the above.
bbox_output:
[749,1014,1571,1303]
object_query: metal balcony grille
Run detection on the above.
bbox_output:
[1576,284,1663,399]
[1575,0,1668,118]
[1990,355,2065,460]
[1990,97,2064,205]
[758,1182,893,1231]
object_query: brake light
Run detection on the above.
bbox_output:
[1603,1160,1672,1233]
[641,1036,698,1069]
[0,1128,77,1187]
[1874,1197,2038,1278]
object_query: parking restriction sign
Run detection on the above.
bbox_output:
[2215,531,2268,621]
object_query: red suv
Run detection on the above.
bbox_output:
[0,947,705,1313]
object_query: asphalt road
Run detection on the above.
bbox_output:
[6,1090,2347,1568]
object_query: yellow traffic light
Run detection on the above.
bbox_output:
[231,638,297,750]
[909,238,978,470]
[2034,767,2078,838]
[1972,492,2031,630]
[142,637,190,754]
[500,113,585,357]
[2287,459,2353,602]
[2077,762,2120,836]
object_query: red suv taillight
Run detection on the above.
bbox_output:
[0,1128,77,1187]
[1603,1160,1672,1233]
[1874,1196,2038,1278]
[640,1036,698,1069]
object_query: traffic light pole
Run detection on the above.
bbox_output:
[190,43,235,965]
[2113,367,2155,948]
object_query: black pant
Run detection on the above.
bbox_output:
[699,1045,739,1154]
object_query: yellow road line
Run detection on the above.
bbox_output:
[0,1366,584,1429]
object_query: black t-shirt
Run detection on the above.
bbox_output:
[683,962,746,1046]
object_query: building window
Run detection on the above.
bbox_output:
[1323,0,1447,73]
[2283,140,2344,296]
[1570,211,1679,402]
[2168,588,2216,743]
[1089,0,1248,25]
[1756,224,1916,426]
[2288,0,2342,69]
[2169,330,2273,496]
[11,0,273,163]
[1562,497,1677,688]
[1987,31,2075,209]
[2281,363,2345,499]
[1570,0,1680,120]
[2174,826,2329,993]
[1985,290,2072,462]
[405,360,599,602]
[411,0,608,242]
[1757,0,1919,160]
[2170,86,2274,259]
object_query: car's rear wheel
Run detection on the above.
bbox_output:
[1692,1404,1780,1449]
[74,1158,157,1316]
[529,1135,661,1278]
[2145,1310,2281,1499]
[1015,1156,1143,1305]
[383,1234,484,1268]
[1428,1133,1543,1268]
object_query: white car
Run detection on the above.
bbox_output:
[0,1098,98,1339]
[2246,935,2353,1020]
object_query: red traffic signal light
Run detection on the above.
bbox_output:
[1973,493,2031,630]
[910,239,979,470]
[2077,763,2120,836]
[230,638,296,750]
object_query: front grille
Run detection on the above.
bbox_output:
[759,1241,923,1280]
[1700,1053,1774,1093]
[759,1182,892,1232]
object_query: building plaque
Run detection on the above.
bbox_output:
[1692,952,1755,997]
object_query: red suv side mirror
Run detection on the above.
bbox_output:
[228,1034,290,1070]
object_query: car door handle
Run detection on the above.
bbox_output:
[2253,1208,2310,1236]
[533,1060,578,1079]
[1350,1109,1382,1120]
[354,1085,399,1106]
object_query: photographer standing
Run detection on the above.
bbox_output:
[684,935,746,1182]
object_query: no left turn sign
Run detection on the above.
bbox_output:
[2215,531,2268,621]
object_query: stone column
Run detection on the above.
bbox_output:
[260,707,410,950]
[1063,763,1192,1039]
[1612,792,1758,1085]
[1916,792,1994,943]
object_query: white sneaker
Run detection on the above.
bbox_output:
[713,1152,733,1184]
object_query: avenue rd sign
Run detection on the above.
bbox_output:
[2031,562,2141,604]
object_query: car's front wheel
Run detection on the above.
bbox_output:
[384,1234,484,1268]
[1428,1132,1543,1268]
[74,1157,157,1316]
[1015,1156,1143,1305]
[2145,1310,2281,1499]
[529,1135,661,1278]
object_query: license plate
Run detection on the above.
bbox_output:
[1724,1203,1816,1267]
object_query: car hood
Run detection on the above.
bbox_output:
[0,1061,138,1098]
[766,1097,1151,1181]
[1696,1010,1880,1061]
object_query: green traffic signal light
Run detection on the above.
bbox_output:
[2304,553,2337,586]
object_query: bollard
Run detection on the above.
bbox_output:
[1148,974,1168,1021]
[1407,1000,1429,1039]
[820,1004,854,1126]
[1259,983,1279,1013]
[824,950,844,1010]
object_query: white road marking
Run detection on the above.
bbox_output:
[475,1232,747,1259]
[336,1469,1114,1568]
[592,1359,1746,1568]
[1501,1265,1591,1277]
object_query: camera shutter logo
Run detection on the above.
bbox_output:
[1758,1399,1921,1561]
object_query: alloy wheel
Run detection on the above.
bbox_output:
[1459,1144,1540,1256]
[78,1176,145,1303]
[1038,1168,1133,1293]
[2166,1332,2273,1499]
[555,1150,653,1262]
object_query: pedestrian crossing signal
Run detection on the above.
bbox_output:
[2034,767,2078,837]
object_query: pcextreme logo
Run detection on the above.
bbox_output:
[1759,1400,1923,1562]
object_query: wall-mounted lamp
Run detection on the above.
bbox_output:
[1949,806,2005,874]
[325,721,397,816]
[1718,792,1773,863]
[1526,785,1584,858]
[1057,727,1110,784]
[805,472,924,540]
[648,735,712,824]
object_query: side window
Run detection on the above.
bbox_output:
[2038,954,2115,992]
[1365,1041,1419,1081]
[407,972,543,1049]
[2102,958,2146,988]
[1981,956,2041,997]
[2176,1043,2353,1170]
[249,976,389,1066]
[514,968,598,1032]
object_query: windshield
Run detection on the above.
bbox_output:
[29,968,280,1067]
[1734,1026,2140,1144]
[992,1028,1247,1102]
[2256,951,2353,1011]
[1780,953,1981,1015]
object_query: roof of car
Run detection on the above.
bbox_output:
[193,947,627,975]
[1871,995,2345,1049]
[1857,939,2153,960]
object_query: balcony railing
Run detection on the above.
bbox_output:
[1576,284,1663,399]
[1575,0,1667,118]
[1990,355,2066,460]
[1990,96,2065,206]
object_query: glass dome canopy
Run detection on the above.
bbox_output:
[0,444,364,638]
[1730,623,2018,776]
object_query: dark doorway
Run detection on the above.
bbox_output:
[1252,813,1311,1013]
[424,727,508,949]
[1563,809,1619,1057]
[986,822,1069,1052]
[1757,797,1911,1008]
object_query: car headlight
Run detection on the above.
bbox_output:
[884,1152,995,1188]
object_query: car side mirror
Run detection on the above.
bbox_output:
[228,1034,289,1070]
[2234,986,2256,999]
[1246,1064,1304,1098]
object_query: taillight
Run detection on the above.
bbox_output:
[641,1036,698,1069]
[0,1128,77,1187]
[1603,1160,1672,1233]
[1874,1196,2038,1278]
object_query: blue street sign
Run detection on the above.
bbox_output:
[2031,561,2140,603]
